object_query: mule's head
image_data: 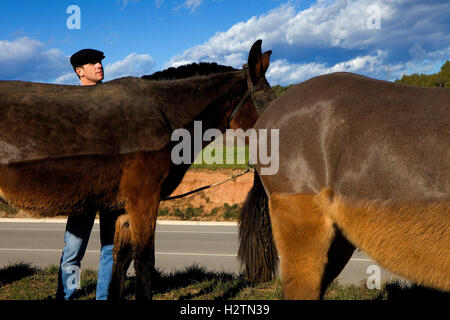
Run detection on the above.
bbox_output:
[228,40,276,131]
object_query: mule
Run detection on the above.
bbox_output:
[238,72,450,299]
[0,40,275,300]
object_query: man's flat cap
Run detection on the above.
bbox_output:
[70,49,105,69]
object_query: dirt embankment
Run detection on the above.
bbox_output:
[159,168,253,220]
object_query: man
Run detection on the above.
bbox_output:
[71,48,105,85]
[56,49,115,300]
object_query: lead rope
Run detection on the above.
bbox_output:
[161,164,254,201]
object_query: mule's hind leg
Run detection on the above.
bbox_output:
[119,152,169,300]
[109,214,133,300]
[120,189,160,300]
[127,196,159,300]
[269,193,353,299]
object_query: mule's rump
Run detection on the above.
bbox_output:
[256,72,449,202]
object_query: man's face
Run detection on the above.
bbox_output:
[76,61,104,85]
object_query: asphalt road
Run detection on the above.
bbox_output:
[0,219,407,287]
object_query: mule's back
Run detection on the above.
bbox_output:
[0,79,169,164]
[0,71,242,165]
[256,72,450,202]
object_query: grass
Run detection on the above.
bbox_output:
[1,262,448,300]
[0,202,18,217]
[222,203,240,220]
[191,145,249,170]
[157,203,241,221]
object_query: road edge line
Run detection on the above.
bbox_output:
[0,218,238,226]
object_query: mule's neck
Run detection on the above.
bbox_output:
[188,73,248,151]
[142,70,247,132]
[163,70,248,165]
[158,71,249,198]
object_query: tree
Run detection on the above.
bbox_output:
[395,60,450,88]
[271,84,293,97]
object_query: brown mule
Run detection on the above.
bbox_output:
[239,72,450,299]
[0,40,275,300]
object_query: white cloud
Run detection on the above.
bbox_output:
[386,44,450,81]
[0,37,156,84]
[119,0,141,9]
[166,0,450,85]
[54,72,79,85]
[166,4,295,68]
[104,52,156,80]
[57,52,157,84]
[267,50,387,84]
[0,36,43,61]
[0,37,70,83]
[174,0,204,13]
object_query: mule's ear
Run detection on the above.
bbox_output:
[261,50,272,75]
[248,39,263,84]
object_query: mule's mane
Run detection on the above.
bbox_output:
[141,62,236,81]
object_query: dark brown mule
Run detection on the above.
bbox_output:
[239,72,450,299]
[0,40,274,300]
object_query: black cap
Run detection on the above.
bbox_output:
[70,49,105,70]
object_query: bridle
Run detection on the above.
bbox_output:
[227,64,274,123]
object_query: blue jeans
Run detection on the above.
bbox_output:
[56,211,116,300]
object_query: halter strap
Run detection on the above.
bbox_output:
[227,65,272,123]
[228,88,252,122]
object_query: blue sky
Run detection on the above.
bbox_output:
[0,0,449,85]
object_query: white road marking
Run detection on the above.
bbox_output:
[0,248,234,257]
[0,228,66,231]
[156,231,236,234]
[0,248,373,261]
[350,258,373,262]
[0,218,238,227]
[0,227,236,234]
[0,248,97,253]
[155,252,237,257]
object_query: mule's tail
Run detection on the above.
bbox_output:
[238,171,278,282]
